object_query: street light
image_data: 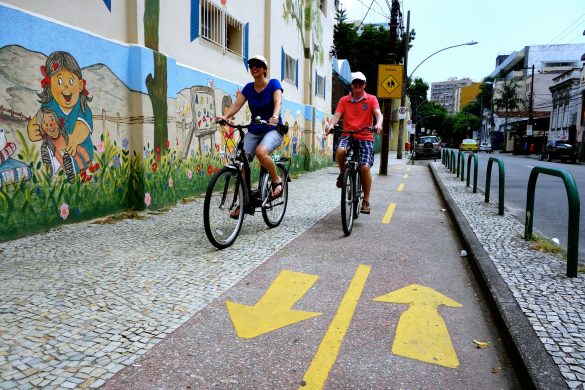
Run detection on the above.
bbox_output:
[408,41,478,79]
[396,40,478,162]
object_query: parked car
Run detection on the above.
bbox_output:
[539,140,577,163]
[413,136,441,159]
[479,142,493,153]
[459,139,478,152]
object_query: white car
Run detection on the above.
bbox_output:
[479,142,493,153]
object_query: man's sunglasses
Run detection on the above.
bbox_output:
[249,61,265,69]
[352,80,365,86]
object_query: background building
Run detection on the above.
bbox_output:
[430,77,474,115]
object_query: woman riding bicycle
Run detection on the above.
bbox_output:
[218,55,284,219]
[326,71,383,214]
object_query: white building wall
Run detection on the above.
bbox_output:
[2,0,137,44]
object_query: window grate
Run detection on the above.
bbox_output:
[200,0,243,55]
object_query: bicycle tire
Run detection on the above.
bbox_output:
[203,167,244,249]
[353,168,362,219]
[341,166,354,236]
[261,164,289,228]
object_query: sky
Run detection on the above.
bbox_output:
[340,0,585,85]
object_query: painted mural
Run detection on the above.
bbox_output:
[0,4,332,241]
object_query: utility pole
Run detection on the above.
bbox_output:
[380,0,400,175]
[396,11,409,160]
[527,64,535,136]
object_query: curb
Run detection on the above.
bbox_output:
[429,163,568,390]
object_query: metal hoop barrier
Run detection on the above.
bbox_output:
[525,166,580,278]
[466,152,478,193]
[458,151,465,181]
[485,157,505,216]
[450,150,456,173]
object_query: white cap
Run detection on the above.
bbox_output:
[247,55,267,67]
[351,71,366,83]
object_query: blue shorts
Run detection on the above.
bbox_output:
[337,137,374,167]
[243,130,283,160]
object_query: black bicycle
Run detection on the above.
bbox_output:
[330,125,374,236]
[203,118,290,249]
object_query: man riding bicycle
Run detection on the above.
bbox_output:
[326,71,383,214]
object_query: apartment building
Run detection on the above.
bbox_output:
[430,77,475,115]
[0,0,336,238]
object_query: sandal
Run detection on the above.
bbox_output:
[270,181,283,198]
[230,206,240,219]
[336,174,343,189]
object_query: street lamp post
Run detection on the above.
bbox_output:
[395,40,478,161]
[408,41,478,79]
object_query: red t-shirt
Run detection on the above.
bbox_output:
[335,92,380,140]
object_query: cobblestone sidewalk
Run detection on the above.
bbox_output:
[0,164,356,389]
[433,161,585,389]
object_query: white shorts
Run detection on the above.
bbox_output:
[243,130,283,160]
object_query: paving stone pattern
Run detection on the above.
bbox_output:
[433,162,585,390]
[0,165,354,389]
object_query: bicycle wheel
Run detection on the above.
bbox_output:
[261,165,289,228]
[353,168,362,219]
[341,166,354,236]
[203,167,244,249]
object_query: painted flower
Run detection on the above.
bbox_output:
[196,163,201,174]
[60,203,69,220]
[151,161,158,172]
[144,192,151,207]
[35,186,41,197]
[215,144,220,152]
[122,137,129,150]
[168,177,174,187]
[166,139,170,149]
[214,167,219,173]
[75,208,81,216]
[97,141,105,153]
[187,170,193,179]
[207,164,213,176]
[155,146,161,155]
[144,149,151,159]
[113,155,120,168]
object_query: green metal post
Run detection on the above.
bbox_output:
[485,157,505,215]
[466,153,478,193]
[525,166,580,277]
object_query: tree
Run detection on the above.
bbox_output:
[492,80,525,138]
[407,77,429,122]
[333,7,358,64]
[144,0,168,153]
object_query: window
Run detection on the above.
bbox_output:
[316,73,325,98]
[200,0,243,55]
[284,53,297,84]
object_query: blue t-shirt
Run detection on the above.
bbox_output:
[242,79,283,135]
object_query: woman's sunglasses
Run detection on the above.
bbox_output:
[352,80,365,87]
[249,61,265,69]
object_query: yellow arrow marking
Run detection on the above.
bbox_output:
[301,264,371,389]
[373,284,463,368]
[226,270,322,339]
[382,203,396,224]
[397,183,405,192]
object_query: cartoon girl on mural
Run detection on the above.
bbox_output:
[27,51,99,182]
[36,106,95,183]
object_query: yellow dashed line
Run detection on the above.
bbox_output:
[397,183,405,192]
[382,203,396,224]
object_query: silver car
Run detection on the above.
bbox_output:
[479,142,492,153]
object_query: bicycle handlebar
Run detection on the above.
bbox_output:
[326,125,375,136]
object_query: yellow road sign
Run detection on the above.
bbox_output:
[378,64,403,99]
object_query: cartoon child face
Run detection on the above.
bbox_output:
[41,112,60,139]
[50,68,83,109]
